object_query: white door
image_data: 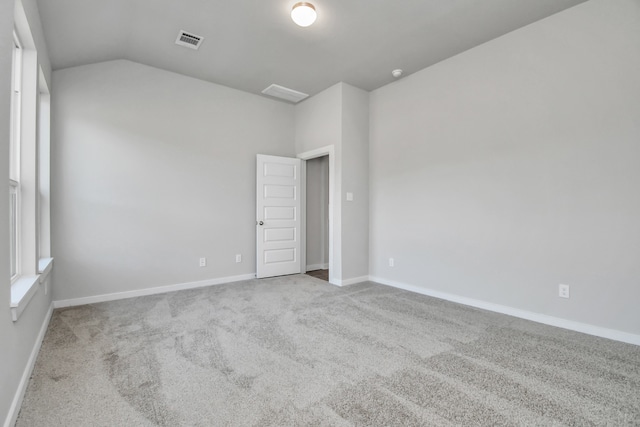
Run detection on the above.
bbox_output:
[256,154,302,278]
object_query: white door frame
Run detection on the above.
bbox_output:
[298,145,339,285]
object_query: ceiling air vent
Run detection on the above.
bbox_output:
[262,84,309,103]
[175,30,204,50]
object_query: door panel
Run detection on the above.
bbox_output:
[264,184,295,199]
[256,154,302,278]
[264,248,296,264]
[264,228,296,242]
[264,206,296,220]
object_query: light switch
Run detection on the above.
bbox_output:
[346,192,354,201]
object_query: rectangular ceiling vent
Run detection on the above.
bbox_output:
[262,84,309,103]
[175,30,204,50]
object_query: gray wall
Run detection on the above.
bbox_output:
[0,0,17,421]
[51,60,295,301]
[295,83,369,283]
[306,155,329,270]
[295,83,344,281]
[295,83,342,155]
[369,0,640,334]
[0,0,53,424]
[341,84,369,280]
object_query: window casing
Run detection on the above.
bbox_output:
[37,72,52,262]
[9,180,19,280]
[10,33,22,283]
[8,10,53,321]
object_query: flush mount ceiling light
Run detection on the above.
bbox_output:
[291,2,317,27]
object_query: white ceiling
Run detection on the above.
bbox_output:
[36,0,587,101]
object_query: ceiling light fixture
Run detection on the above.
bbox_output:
[291,2,317,27]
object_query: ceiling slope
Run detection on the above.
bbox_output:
[37,0,588,100]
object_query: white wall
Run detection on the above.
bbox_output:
[295,83,342,155]
[51,60,295,301]
[0,1,17,421]
[306,155,328,270]
[341,84,369,280]
[369,0,640,335]
[295,84,343,281]
[1,0,53,425]
[295,82,369,284]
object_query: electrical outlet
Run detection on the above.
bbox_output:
[236,254,242,263]
[559,284,570,299]
[389,258,395,267]
[199,257,207,267]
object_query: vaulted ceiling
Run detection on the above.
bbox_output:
[37,0,587,100]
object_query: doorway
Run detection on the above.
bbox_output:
[305,155,329,281]
[256,146,337,284]
[298,145,337,285]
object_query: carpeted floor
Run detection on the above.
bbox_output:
[17,275,640,426]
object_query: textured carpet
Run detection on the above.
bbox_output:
[17,275,640,426]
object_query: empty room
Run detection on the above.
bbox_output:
[1,0,639,425]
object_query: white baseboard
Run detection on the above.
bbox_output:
[369,276,640,346]
[306,263,328,272]
[332,275,369,287]
[5,302,54,427]
[53,274,256,308]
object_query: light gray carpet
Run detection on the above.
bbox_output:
[17,275,640,426]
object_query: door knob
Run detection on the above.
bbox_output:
[257,220,264,226]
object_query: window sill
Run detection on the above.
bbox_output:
[10,275,39,322]
[38,257,54,282]
[10,258,54,322]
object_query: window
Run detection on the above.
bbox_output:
[9,33,22,282]
[8,14,53,321]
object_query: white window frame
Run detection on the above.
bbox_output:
[37,67,53,274]
[10,32,22,284]
[9,180,19,281]
[9,5,54,321]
